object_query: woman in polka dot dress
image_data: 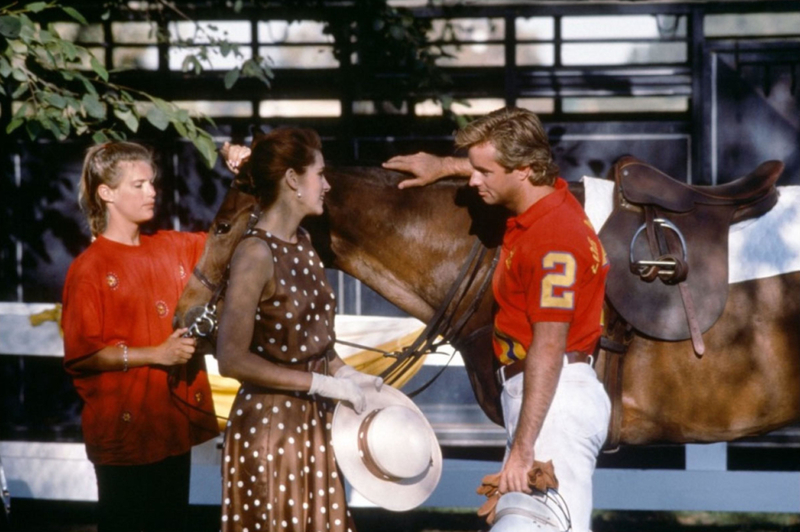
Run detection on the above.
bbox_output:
[216,129,382,532]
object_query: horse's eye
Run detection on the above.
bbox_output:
[215,222,232,235]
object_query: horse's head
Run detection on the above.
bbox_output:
[173,178,259,342]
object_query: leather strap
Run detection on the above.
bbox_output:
[496,351,591,387]
[600,348,624,452]
[678,280,706,356]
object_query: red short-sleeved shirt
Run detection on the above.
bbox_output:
[492,178,609,364]
[62,231,219,465]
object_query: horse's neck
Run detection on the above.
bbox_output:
[323,170,492,321]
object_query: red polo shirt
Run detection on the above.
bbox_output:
[492,178,609,364]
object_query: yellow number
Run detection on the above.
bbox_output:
[541,252,576,309]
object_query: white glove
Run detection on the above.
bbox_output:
[334,364,384,392]
[309,373,367,414]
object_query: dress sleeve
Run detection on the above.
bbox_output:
[61,275,106,374]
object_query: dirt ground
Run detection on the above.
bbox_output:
[4,501,800,532]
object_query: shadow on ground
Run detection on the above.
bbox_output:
[4,501,800,532]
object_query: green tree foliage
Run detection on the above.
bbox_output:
[1,1,457,167]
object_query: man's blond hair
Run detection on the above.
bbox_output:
[454,107,559,186]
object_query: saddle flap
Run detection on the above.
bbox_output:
[600,206,731,341]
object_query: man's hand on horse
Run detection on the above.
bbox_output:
[383,152,453,189]
[221,141,251,175]
[498,445,535,495]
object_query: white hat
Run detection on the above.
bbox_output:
[331,384,442,511]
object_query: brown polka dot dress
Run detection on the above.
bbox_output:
[221,228,356,532]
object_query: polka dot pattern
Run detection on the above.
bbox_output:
[246,229,336,363]
[221,228,352,532]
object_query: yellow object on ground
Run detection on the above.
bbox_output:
[209,325,427,431]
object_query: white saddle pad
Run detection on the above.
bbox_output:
[582,176,800,284]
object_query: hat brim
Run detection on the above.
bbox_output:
[331,384,442,512]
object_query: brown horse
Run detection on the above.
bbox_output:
[175,166,800,446]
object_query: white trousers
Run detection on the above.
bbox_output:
[501,357,611,532]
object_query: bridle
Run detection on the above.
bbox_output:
[183,190,261,340]
[337,239,499,395]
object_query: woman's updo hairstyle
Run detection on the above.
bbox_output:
[78,141,156,236]
[240,127,322,209]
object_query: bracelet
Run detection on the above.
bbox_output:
[122,344,128,372]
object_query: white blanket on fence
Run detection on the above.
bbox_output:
[581,177,800,284]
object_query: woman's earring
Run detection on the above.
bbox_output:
[297,192,302,198]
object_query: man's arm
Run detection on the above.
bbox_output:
[382,152,473,189]
[499,320,569,494]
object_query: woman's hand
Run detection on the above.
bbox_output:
[153,328,196,366]
[308,373,367,414]
[221,141,251,175]
[334,364,383,391]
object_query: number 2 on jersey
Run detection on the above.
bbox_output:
[541,252,576,309]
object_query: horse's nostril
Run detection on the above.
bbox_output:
[215,222,232,235]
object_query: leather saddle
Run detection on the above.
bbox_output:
[599,156,783,355]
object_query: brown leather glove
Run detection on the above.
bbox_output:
[476,460,559,525]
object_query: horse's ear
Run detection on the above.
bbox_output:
[249,124,270,146]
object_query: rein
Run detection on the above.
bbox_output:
[340,239,499,396]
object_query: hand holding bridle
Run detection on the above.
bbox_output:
[154,328,196,366]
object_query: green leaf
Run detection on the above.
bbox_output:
[90,56,108,82]
[25,2,48,13]
[113,107,139,133]
[82,93,105,119]
[50,113,70,139]
[38,29,53,44]
[173,120,187,137]
[43,92,67,109]
[75,72,97,96]
[145,106,169,131]
[192,132,218,168]
[6,117,24,134]
[62,7,88,25]
[0,84,5,96]
[223,67,240,89]
[11,67,26,82]
[25,119,41,141]
[233,0,243,13]
[151,97,172,114]
[12,102,30,119]
[60,40,78,61]
[0,16,22,39]
[11,83,27,98]
[92,130,109,143]
[0,57,11,78]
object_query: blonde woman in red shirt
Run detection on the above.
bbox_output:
[62,142,220,532]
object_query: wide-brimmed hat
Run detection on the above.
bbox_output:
[331,384,442,511]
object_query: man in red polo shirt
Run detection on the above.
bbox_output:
[384,107,610,532]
